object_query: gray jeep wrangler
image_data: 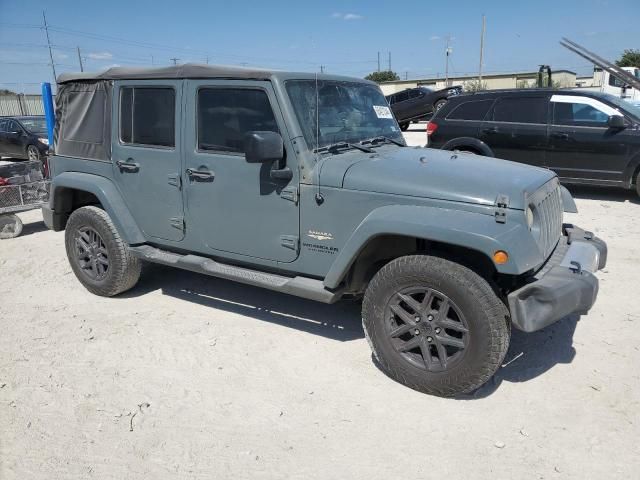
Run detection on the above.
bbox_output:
[44,65,607,396]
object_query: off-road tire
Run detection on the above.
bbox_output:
[65,206,141,296]
[0,214,23,239]
[362,254,510,397]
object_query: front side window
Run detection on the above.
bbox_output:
[197,88,278,154]
[446,99,494,121]
[0,119,8,132]
[409,89,423,99]
[120,87,175,147]
[553,101,610,127]
[285,79,403,150]
[492,97,547,124]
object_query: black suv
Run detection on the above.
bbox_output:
[427,89,640,196]
[386,86,461,131]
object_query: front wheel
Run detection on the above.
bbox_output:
[65,206,141,296]
[26,145,40,161]
[362,255,510,397]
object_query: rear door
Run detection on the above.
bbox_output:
[391,90,411,121]
[407,88,427,118]
[547,94,630,184]
[111,80,185,242]
[480,95,549,166]
[2,120,25,157]
[183,80,299,262]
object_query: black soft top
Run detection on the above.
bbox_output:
[57,64,276,84]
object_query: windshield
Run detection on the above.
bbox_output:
[599,93,640,120]
[19,117,47,133]
[286,79,404,150]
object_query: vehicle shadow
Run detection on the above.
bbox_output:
[457,314,579,400]
[566,184,639,204]
[17,218,49,237]
[124,264,579,394]
[121,263,364,342]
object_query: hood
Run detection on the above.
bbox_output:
[317,146,556,210]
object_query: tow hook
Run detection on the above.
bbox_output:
[569,261,582,274]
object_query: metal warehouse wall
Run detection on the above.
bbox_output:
[0,94,50,116]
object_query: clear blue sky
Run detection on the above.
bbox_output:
[1,0,638,92]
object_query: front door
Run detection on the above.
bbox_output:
[1,119,25,157]
[184,80,300,263]
[547,95,630,184]
[111,80,185,242]
[480,95,549,167]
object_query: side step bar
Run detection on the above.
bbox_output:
[129,245,342,304]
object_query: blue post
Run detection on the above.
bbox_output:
[41,82,55,148]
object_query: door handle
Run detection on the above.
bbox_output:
[116,159,140,172]
[482,127,498,134]
[186,168,214,181]
[551,132,570,140]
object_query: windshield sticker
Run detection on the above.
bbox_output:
[373,105,393,119]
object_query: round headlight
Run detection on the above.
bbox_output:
[526,206,535,229]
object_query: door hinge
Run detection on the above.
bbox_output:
[281,187,298,205]
[280,235,299,251]
[494,194,509,224]
[169,216,185,231]
[168,173,182,189]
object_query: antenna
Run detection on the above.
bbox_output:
[42,11,56,82]
[314,72,324,205]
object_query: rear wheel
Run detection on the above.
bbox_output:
[362,254,510,397]
[26,145,40,161]
[399,122,410,131]
[434,99,448,112]
[0,214,23,239]
[65,206,141,296]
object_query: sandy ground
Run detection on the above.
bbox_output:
[1,128,639,479]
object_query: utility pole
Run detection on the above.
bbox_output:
[42,11,56,81]
[76,46,84,72]
[405,71,408,80]
[478,15,486,86]
[205,55,209,64]
[320,65,324,73]
[388,51,391,71]
[377,51,380,72]
[170,57,180,65]
[444,35,452,87]
[151,55,154,65]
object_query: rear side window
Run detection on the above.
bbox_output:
[120,87,175,147]
[492,97,548,124]
[409,89,423,99]
[446,99,494,121]
[197,88,278,154]
[395,91,409,103]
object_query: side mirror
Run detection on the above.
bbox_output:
[244,131,283,163]
[607,115,626,129]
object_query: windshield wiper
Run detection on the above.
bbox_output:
[360,136,405,147]
[314,142,373,154]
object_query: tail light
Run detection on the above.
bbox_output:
[426,121,438,136]
[0,177,8,186]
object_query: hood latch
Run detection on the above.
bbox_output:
[494,194,509,224]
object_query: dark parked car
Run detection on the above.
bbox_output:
[0,116,49,161]
[427,89,640,196]
[386,86,462,130]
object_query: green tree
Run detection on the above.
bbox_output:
[365,70,400,83]
[462,79,487,92]
[616,49,640,68]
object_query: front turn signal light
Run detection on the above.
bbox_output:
[493,250,509,264]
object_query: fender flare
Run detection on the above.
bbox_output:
[441,137,494,157]
[50,171,146,245]
[323,204,543,289]
[622,151,640,187]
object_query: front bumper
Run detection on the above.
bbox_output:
[508,225,607,332]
